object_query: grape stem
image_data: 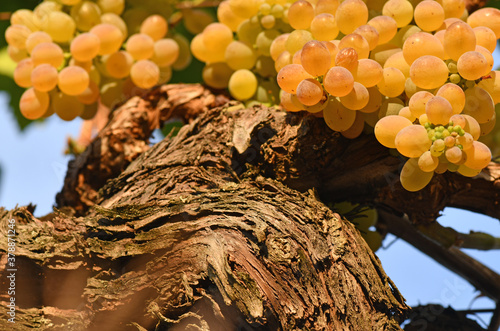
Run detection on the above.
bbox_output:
[0,12,11,20]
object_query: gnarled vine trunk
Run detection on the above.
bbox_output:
[1,84,499,330]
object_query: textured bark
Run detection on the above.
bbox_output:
[0,104,409,330]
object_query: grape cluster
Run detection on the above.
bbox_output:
[271,0,499,191]
[7,0,187,121]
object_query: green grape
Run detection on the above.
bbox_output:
[100,13,128,38]
[70,33,101,62]
[202,62,234,89]
[140,15,168,41]
[395,124,432,157]
[310,14,339,41]
[356,59,383,87]
[25,31,52,54]
[13,58,34,88]
[237,19,262,45]
[217,1,246,32]
[449,73,461,84]
[340,82,369,110]
[19,88,49,120]
[463,86,495,124]
[300,40,332,77]
[277,64,313,94]
[400,157,434,191]
[130,60,160,89]
[382,0,414,28]
[335,0,368,35]
[70,1,101,32]
[323,97,357,131]
[414,0,445,32]
[285,29,313,55]
[467,7,500,39]
[410,55,449,89]
[126,33,155,60]
[444,21,476,61]
[426,96,453,125]
[402,32,444,65]
[296,78,324,106]
[464,141,492,169]
[5,24,31,49]
[31,63,58,92]
[339,33,370,59]
[90,23,124,55]
[31,42,64,68]
[97,0,125,15]
[377,67,406,97]
[323,66,354,97]
[228,69,258,100]
[53,91,84,121]
[473,26,497,53]
[457,51,489,81]
[58,66,90,96]
[367,15,398,45]
[418,150,439,172]
[105,51,134,78]
[256,30,281,57]
[374,115,412,148]
[288,0,314,30]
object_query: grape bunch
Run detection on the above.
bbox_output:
[6,0,187,121]
[271,0,500,191]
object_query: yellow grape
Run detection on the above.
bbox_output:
[10,9,40,32]
[436,83,465,114]
[418,151,439,172]
[445,146,463,164]
[339,33,370,59]
[100,13,128,38]
[450,114,467,128]
[310,14,339,41]
[217,1,245,32]
[395,124,432,157]
[444,21,476,61]
[456,51,489,81]
[463,86,495,124]
[31,42,64,68]
[324,66,354,97]
[478,71,500,103]
[335,0,368,35]
[19,88,49,120]
[203,23,233,53]
[341,111,365,139]
[402,32,444,65]
[130,60,160,89]
[322,41,338,67]
[70,58,92,72]
[463,141,492,169]
[280,91,304,112]
[70,33,101,62]
[377,67,405,97]
[100,79,124,108]
[125,33,154,60]
[434,30,448,59]
[25,31,52,54]
[374,115,412,148]
[473,26,497,53]
[382,0,414,28]
[340,82,369,110]
[354,25,380,50]
[285,29,313,55]
[270,34,289,61]
[228,69,258,100]
[462,114,481,140]
[300,40,332,77]
[191,34,219,63]
[414,0,445,32]
[356,59,383,87]
[296,78,324,106]
[384,51,410,78]
[13,58,34,88]
[410,55,448,89]
[58,66,90,96]
[425,96,453,125]
[315,0,339,15]
[275,51,292,72]
[97,0,124,15]
[335,47,359,74]
[202,62,234,89]
[256,30,280,57]
[479,113,496,135]
[409,90,433,118]
[34,1,62,21]
[288,0,314,30]
[157,65,173,85]
[277,64,313,94]
[467,7,500,39]
[359,86,383,113]
[105,51,134,78]
[369,44,400,66]
[392,24,422,48]
[367,16,398,45]
[151,39,179,67]
[40,12,75,43]
[90,23,123,55]
[323,97,357,131]
[378,97,405,117]
[53,91,84,121]
[171,34,191,71]
[70,1,101,32]
[182,9,214,35]
[400,158,434,191]
[475,46,494,73]
[439,0,465,19]
[31,63,58,92]
[5,24,31,49]
[229,0,260,19]
[457,164,482,177]
[77,80,100,105]
[8,45,28,63]
[237,19,262,45]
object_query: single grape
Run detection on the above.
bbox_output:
[70,33,101,62]
[410,55,449,89]
[426,96,453,125]
[31,42,64,68]
[97,0,125,15]
[277,64,313,94]
[418,150,439,172]
[300,40,332,77]
[473,26,497,53]
[7,45,28,63]
[288,0,314,30]
[90,23,123,55]
[228,69,258,100]
[395,124,432,157]
[462,114,481,140]
[296,78,324,106]
[400,158,434,191]
[202,23,233,53]
[402,32,444,65]
[105,51,134,78]
[382,0,414,28]
[202,62,234,89]
[440,0,465,19]
[19,88,50,120]
[367,15,398,45]
[315,0,339,15]
[409,91,433,118]
[310,14,339,41]
[70,1,101,32]
[130,60,160,89]
[340,82,369,110]
[463,141,492,169]
[353,25,380,50]
[463,86,495,124]
[356,59,383,87]
[467,7,500,39]
[335,0,368,35]
[100,13,128,37]
[13,58,34,88]
[150,39,179,68]
[377,67,405,97]
[323,66,355,97]
[52,91,84,121]
[58,66,90,96]
[457,51,489,80]
[335,47,359,74]
[126,33,155,60]
[5,24,31,49]
[285,29,313,55]
[229,0,260,19]
[414,0,445,32]
[25,31,52,54]
[444,21,476,61]
[436,83,465,114]
[323,97,357,131]
[31,63,58,92]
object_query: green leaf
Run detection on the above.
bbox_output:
[161,120,184,137]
